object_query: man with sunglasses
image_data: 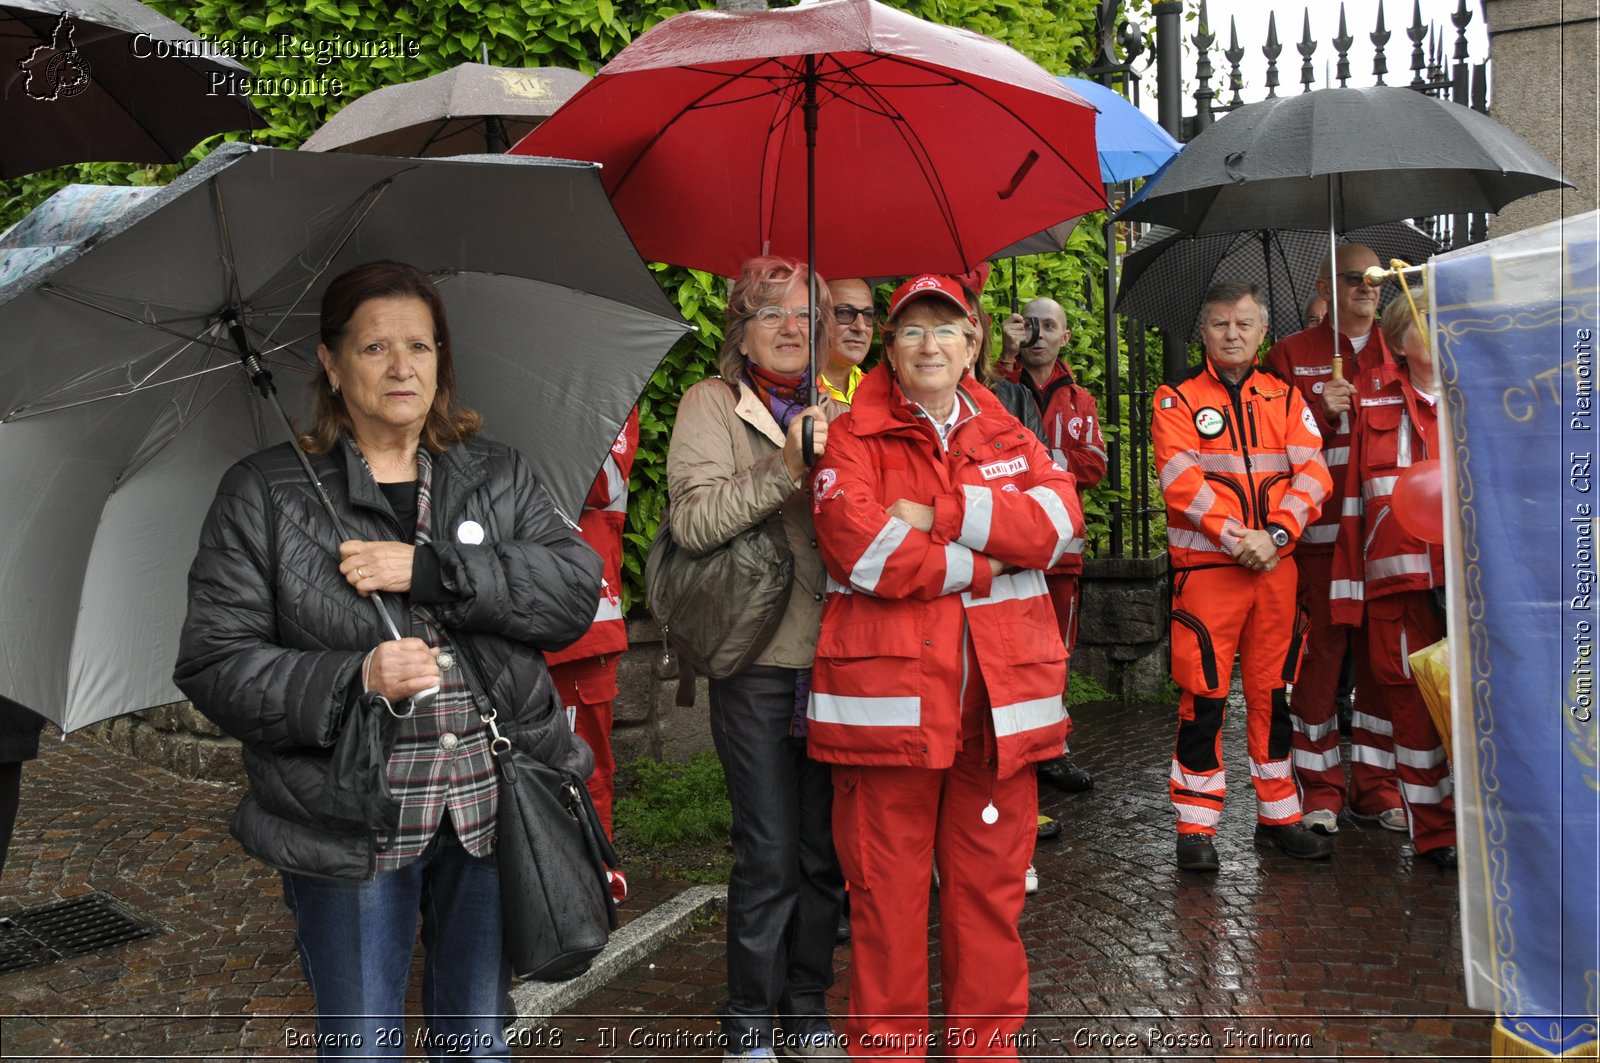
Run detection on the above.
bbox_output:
[1266,243,1406,838]
[821,278,876,404]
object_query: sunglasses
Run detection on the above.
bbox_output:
[832,304,877,325]
[1336,270,1375,287]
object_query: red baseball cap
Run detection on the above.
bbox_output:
[887,274,977,323]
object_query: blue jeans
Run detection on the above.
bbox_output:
[281,820,510,1061]
[709,665,844,1051]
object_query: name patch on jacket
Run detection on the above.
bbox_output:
[1294,364,1333,376]
[1360,396,1405,407]
[979,455,1029,480]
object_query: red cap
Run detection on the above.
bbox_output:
[887,274,976,322]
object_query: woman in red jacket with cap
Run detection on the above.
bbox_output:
[808,275,1081,1059]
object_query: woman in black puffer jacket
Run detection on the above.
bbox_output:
[174,261,599,1062]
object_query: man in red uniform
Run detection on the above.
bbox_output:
[1153,281,1334,871]
[1266,244,1407,835]
[1330,298,1457,868]
[997,297,1105,796]
[544,408,638,901]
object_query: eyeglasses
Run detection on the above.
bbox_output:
[1336,270,1372,287]
[832,304,876,326]
[751,305,820,329]
[892,324,967,347]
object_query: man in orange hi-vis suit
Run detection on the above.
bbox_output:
[1152,281,1334,872]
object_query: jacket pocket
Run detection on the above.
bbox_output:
[1362,404,1405,470]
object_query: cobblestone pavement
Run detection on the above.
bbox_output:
[0,695,1490,1060]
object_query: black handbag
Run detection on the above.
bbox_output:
[447,632,618,981]
[645,383,795,680]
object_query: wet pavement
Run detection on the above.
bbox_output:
[0,695,1489,1060]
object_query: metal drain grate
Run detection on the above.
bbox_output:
[0,893,163,973]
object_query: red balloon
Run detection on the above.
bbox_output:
[1391,458,1445,545]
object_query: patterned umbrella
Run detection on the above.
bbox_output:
[1117,220,1440,340]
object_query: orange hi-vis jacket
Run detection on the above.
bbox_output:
[807,368,1080,781]
[1329,357,1445,625]
[1265,323,1392,550]
[1153,361,1332,569]
[544,408,638,665]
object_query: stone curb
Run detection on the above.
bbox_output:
[507,883,727,1029]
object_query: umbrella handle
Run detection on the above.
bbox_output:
[1331,355,1343,381]
[802,415,816,468]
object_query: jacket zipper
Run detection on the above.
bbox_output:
[1223,376,1257,528]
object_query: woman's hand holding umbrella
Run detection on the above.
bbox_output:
[340,540,415,596]
[361,639,442,705]
[782,406,830,482]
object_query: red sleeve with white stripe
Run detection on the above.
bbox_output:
[812,428,996,602]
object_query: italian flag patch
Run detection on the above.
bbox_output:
[1159,397,1175,409]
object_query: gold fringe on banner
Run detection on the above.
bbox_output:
[1491,1020,1600,1059]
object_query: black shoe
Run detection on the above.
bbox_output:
[1037,757,1094,793]
[1417,845,1458,870]
[1036,813,1062,840]
[834,909,851,944]
[1176,834,1219,872]
[1254,822,1334,860]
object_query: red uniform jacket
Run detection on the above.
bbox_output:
[807,368,1080,780]
[1153,361,1331,570]
[1005,360,1104,575]
[1330,358,1444,625]
[1265,322,1392,551]
[544,408,639,665]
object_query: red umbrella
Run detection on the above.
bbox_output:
[512,0,1102,285]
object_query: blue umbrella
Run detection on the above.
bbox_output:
[1057,77,1181,185]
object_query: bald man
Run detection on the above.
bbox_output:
[998,297,1106,797]
[1265,243,1405,837]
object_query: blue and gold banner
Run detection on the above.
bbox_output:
[1433,211,1600,1057]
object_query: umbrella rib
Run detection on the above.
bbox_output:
[40,283,234,356]
[5,360,240,423]
[110,370,243,492]
[252,179,395,355]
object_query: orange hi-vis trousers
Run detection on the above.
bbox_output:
[1168,561,1306,836]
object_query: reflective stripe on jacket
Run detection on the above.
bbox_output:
[1265,323,1391,549]
[1008,360,1104,574]
[1153,360,1331,569]
[545,408,639,664]
[1329,360,1445,624]
[807,366,1079,780]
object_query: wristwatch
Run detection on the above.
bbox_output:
[1267,524,1291,549]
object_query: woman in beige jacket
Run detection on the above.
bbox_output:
[665,257,847,1062]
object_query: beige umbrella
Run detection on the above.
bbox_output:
[300,63,589,157]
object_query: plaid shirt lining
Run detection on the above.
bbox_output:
[373,446,497,872]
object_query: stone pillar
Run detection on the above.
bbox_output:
[611,618,714,766]
[1074,555,1171,701]
[1482,0,1599,234]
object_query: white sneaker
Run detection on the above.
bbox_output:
[1024,864,1039,894]
[1302,809,1339,835]
[1377,807,1408,832]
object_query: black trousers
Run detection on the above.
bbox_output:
[709,666,844,1050]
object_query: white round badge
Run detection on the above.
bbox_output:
[1301,406,1322,437]
[981,803,999,825]
[456,520,485,545]
[1194,407,1226,439]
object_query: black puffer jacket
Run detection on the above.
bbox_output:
[174,436,601,880]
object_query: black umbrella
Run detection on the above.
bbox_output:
[1117,86,1571,371]
[1,0,259,179]
[300,63,590,157]
[1117,220,1439,340]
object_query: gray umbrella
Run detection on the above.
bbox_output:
[300,64,591,157]
[1,0,259,178]
[1117,220,1440,340]
[0,142,689,732]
